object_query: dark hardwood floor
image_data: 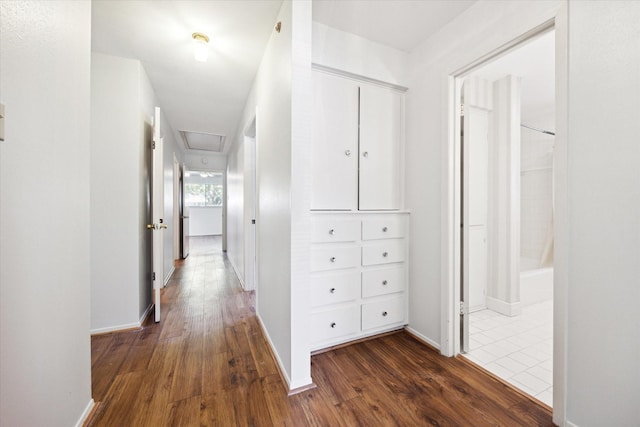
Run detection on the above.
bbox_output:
[88,235,553,426]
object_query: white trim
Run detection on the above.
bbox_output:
[74,399,95,427]
[90,321,141,335]
[566,421,579,427]
[163,265,175,287]
[311,63,408,92]
[405,326,441,350]
[486,297,522,317]
[228,255,246,289]
[256,313,313,392]
[90,304,153,335]
[438,5,567,424]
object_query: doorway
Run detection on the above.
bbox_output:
[183,169,225,252]
[452,27,557,407]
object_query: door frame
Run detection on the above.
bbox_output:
[440,8,568,423]
[173,154,180,261]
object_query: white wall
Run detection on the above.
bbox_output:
[566,2,640,424]
[0,1,93,425]
[184,152,227,171]
[91,53,142,331]
[91,53,181,332]
[405,0,561,352]
[226,140,245,283]
[189,207,222,236]
[404,0,640,424]
[226,0,312,390]
[312,22,408,86]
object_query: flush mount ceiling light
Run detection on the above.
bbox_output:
[192,32,210,62]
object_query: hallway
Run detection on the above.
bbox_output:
[88,237,552,426]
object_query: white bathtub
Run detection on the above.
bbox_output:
[520,257,553,306]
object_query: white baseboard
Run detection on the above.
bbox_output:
[90,304,152,335]
[164,265,175,287]
[486,296,522,317]
[74,399,95,427]
[228,256,245,289]
[256,313,313,393]
[139,303,153,324]
[256,313,290,387]
[566,421,579,427]
[91,321,141,335]
[404,326,441,350]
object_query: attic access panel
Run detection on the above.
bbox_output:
[179,130,226,152]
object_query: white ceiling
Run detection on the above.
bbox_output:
[91,0,283,155]
[92,1,480,156]
[312,0,476,52]
[468,30,555,125]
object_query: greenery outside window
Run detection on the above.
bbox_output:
[185,183,223,207]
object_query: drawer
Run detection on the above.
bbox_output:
[311,270,360,308]
[311,245,360,272]
[362,295,405,331]
[311,219,360,243]
[362,217,405,240]
[362,266,405,298]
[311,305,360,343]
[362,240,405,266]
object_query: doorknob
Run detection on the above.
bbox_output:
[146,224,156,230]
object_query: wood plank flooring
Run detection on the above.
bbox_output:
[88,236,553,426]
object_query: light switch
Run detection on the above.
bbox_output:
[0,103,4,141]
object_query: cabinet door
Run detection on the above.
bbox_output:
[311,72,359,210]
[359,84,402,210]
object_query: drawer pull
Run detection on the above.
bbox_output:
[330,287,336,293]
[382,311,388,317]
[382,252,388,258]
[331,322,336,328]
[330,256,336,263]
[329,229,335,235]
[382,226,388,232]
[382,280,388,286]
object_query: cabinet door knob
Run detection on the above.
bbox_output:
[331,322,337,328]
[362,151,369,158]
[330,257,336,263]
[382,252,388,258]
[382,280,388,285]
[345,150,351,156]
[382,226,388,232]
[330,287,336,293]
[329,228,335,235]
[382,311,388,317]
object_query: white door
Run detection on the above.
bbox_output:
[359,84,402,210]
[462,104,489,351]
[311,71,359,210]
[151,106,165,322]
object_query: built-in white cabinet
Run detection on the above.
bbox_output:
[309,212,409,351]
[311,70,404,211]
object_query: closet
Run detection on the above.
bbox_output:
[309,67,409,351]
[311,71,402,211]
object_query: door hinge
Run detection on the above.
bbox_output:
[153,272,156,281]
[460,301,465,316]
[152,141,156,149]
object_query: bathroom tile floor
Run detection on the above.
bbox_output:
[463,299,553,407]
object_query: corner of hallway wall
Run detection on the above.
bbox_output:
[251,0,294,387]
[0,1,93,425]
[91,53,142,331]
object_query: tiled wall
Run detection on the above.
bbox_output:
[520,112,555,264]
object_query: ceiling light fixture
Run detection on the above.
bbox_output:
[192,32,210,62]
